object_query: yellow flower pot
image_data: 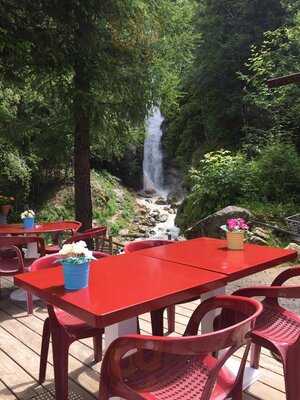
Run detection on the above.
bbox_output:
[226,231,244,250]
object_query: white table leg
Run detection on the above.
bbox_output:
[105,317,138,349]
[104,318,138,400]
[200,286,226,334]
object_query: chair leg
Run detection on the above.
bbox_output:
[250,343,261,369]
[283,353,300,400]
[93,335,103,363]
[26,291,33,314]
[167,305,175,334]
[39,318,51,384]
[51,327,70,400]
[150,309,164,336]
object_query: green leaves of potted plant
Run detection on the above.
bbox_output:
[0,195,15,216]
[58,241,95,290]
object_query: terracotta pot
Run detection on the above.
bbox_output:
[0,204,12,216]
[226,231,244,250]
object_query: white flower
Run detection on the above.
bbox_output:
[21,209,35,219]
[59,240,94,263]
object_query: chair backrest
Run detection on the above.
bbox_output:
[65,226,107,251]
[0,236,45,256]
[182,295,262,399]
[124,239,174,253]
[48,220,82,234]
[30,251,108,326]
[30,250,109,272]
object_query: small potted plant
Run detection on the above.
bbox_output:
[58,241,95,290]
[0,195,15,216]
[221,218,249,250]
[21,209,36,229]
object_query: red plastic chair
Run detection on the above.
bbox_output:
[0,236,45,314]
[65,226,108,251]
[31,251,109,400]
[125,240,178,335]
[45,220,82,254]
[99,295,262,400]
[232,267,300,400]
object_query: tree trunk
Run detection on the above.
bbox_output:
[73,71,92,231]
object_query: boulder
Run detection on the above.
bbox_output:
[251,227,271,241]
[286,243,300,260]
[248,235,268,246]
[185,206,253,239]
[158,214,168,223]
[155,197,168,205]
[119,228,129,236]
[167,192,182,205]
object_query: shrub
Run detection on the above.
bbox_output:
[252,142,300,203]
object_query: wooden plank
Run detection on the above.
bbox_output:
[0,275,289,400]
[0,380,18,400]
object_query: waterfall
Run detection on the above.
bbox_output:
[143,108,165,195]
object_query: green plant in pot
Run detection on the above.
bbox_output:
[0,195,15,216]
[58,241,95,290]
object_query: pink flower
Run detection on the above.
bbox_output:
[226,218,249,232]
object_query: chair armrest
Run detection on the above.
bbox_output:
[184,295,260,336]
[271,266,300,286]
[234,285,300,299]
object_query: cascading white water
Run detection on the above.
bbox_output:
[143,108,165,195]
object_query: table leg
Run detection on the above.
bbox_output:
[200,286,226,334]
[104,318,138,400]
[105,317,138,349]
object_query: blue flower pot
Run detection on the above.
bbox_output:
[61,261,90,290]
[23,217,35,229]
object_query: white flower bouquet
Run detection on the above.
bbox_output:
[58,240,95,264]
[21,209,35,219]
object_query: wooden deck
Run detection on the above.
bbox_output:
[0,276,286,400]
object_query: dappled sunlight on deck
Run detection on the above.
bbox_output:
[0,277,286,400]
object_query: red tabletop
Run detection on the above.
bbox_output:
[15,253,226,329]
[137,237,297,280]
[0,221,77,235]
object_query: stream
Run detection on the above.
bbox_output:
[137,108,180,240]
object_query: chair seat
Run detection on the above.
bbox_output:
[252,302,300,346]
[121,352,235,400]
[54,307,103,335]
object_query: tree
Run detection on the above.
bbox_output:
[0,0,170,229]
[241,12,300,154]
[163,0,286,169]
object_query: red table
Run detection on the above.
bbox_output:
[0,221,79,236]
[137,237,297,279]
[0,221,80,301]
[15,253,226,329]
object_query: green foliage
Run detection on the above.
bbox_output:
[0,139,31,204]
[163,0,286,169]
[177,143,300,230]
[177,150,251,228]
[241,16,300,154]
[38,170,135,235]
[253,142,300,202]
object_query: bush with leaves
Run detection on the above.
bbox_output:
[176,143,300,231]
[176,150,253,229]
[252,142,300,203]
